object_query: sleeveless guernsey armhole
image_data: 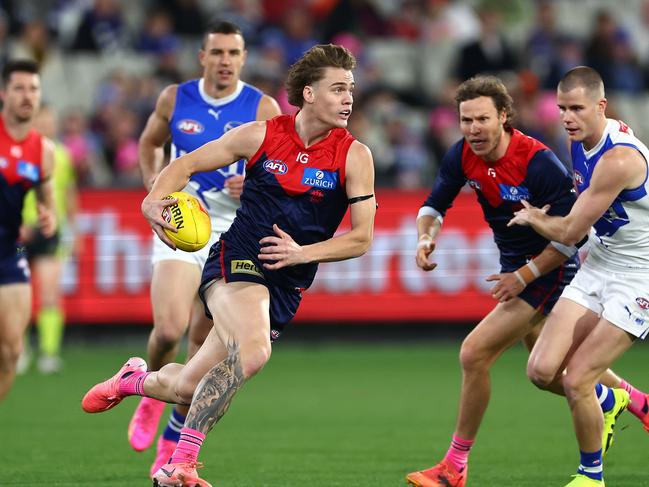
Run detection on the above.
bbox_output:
[338,135,356,187]
[245,120,273,170]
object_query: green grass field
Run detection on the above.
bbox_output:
[2,339,648,486]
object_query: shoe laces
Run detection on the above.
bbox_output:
[177,461,204,471]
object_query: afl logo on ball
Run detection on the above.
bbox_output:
[177,119,204,134]
[636,297,649,309]
[263,160,288,174]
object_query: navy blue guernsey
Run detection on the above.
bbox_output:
[424,129,578,270]
[220,114,355,290]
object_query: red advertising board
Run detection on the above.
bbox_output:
[59,189,499,324]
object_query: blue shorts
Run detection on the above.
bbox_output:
[0,246,31,285]
[516,259,578,315]
[198,239,303,340]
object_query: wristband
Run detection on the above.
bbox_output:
[527,260,541,278]
[515,263,539,286]
[514,271,527,286]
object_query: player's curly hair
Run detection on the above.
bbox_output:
[285,44,356,108]
[455,76,515,131]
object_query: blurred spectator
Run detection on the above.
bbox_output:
[583,9,644,93]
[321,0,389,42]
[389,0,422,41]
[455,4,518,81]
[542,34,583,90]
[0,10,10,67]
[154,0,205,36]
[70,0,127,52]
[525,0,560,86]
[420,0,480,44]
[214,0,263,47]
[61,108,111,187]
[261,7,318,66]
[105,107,141,186]
[136,10,179,55]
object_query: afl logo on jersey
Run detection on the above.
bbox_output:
[574,170,585,186]
[224,121,243,132]
[177,119,204,134]
[636,297,649,309]
[263,160,288,175]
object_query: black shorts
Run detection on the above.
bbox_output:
[0,247,30,285]
[24,229,60,258]
[517,258,579,315]
[198,239,303,341]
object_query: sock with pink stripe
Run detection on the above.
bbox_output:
[620,379,648,419]
[443,434,474,472]
[118,371,150,397]
[170,427,205,464]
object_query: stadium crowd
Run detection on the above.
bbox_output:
[2,0,649,189]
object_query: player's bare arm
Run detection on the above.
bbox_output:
[509,145,646,245]
[142,121,267,243]
[258,141,376,269]
[256,94,282,121]
[138,84,177,191]
[486,245,569,303]
[224,94,282,199]
[35,137,57,237]
[416,213,442,271]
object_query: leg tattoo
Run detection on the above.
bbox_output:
[185,339,244,434]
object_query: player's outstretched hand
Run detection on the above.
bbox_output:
[224,175,245,199]
[142,196,178,249]
[37,202,57,238]
[486,272,524,302]
[258,224,304,270]
[508,200,551,227]
[415,237,437,271]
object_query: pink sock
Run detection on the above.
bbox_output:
[444,434,474,471]
[620,379,648,419]
[170,427,205,464]
[118,371,150,397]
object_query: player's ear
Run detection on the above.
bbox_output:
[303,85,315,105]
[198,48,206,67]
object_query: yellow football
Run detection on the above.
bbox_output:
[162,192,211,252]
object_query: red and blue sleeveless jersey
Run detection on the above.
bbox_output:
[0,117,43,256]
[424,129,578,270]
[222,114,355,289]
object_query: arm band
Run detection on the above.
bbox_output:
[550,240,578,258]
[417,206,444,224]
[348,194,378,209]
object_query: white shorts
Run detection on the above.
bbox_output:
[561,260,649,339]
[151,230,222,270]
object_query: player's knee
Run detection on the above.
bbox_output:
[459,339,489,372]
[240,341,271,379]
[562,369,590,400]
[0,339,23,371]
[527,360,555,390]
[151,323,185,352]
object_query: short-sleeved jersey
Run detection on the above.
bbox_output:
[424,129,578,270]
[571,119,649,271]
[222,114,355,289]
[169,79,263,231]
[0,117,43,257]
